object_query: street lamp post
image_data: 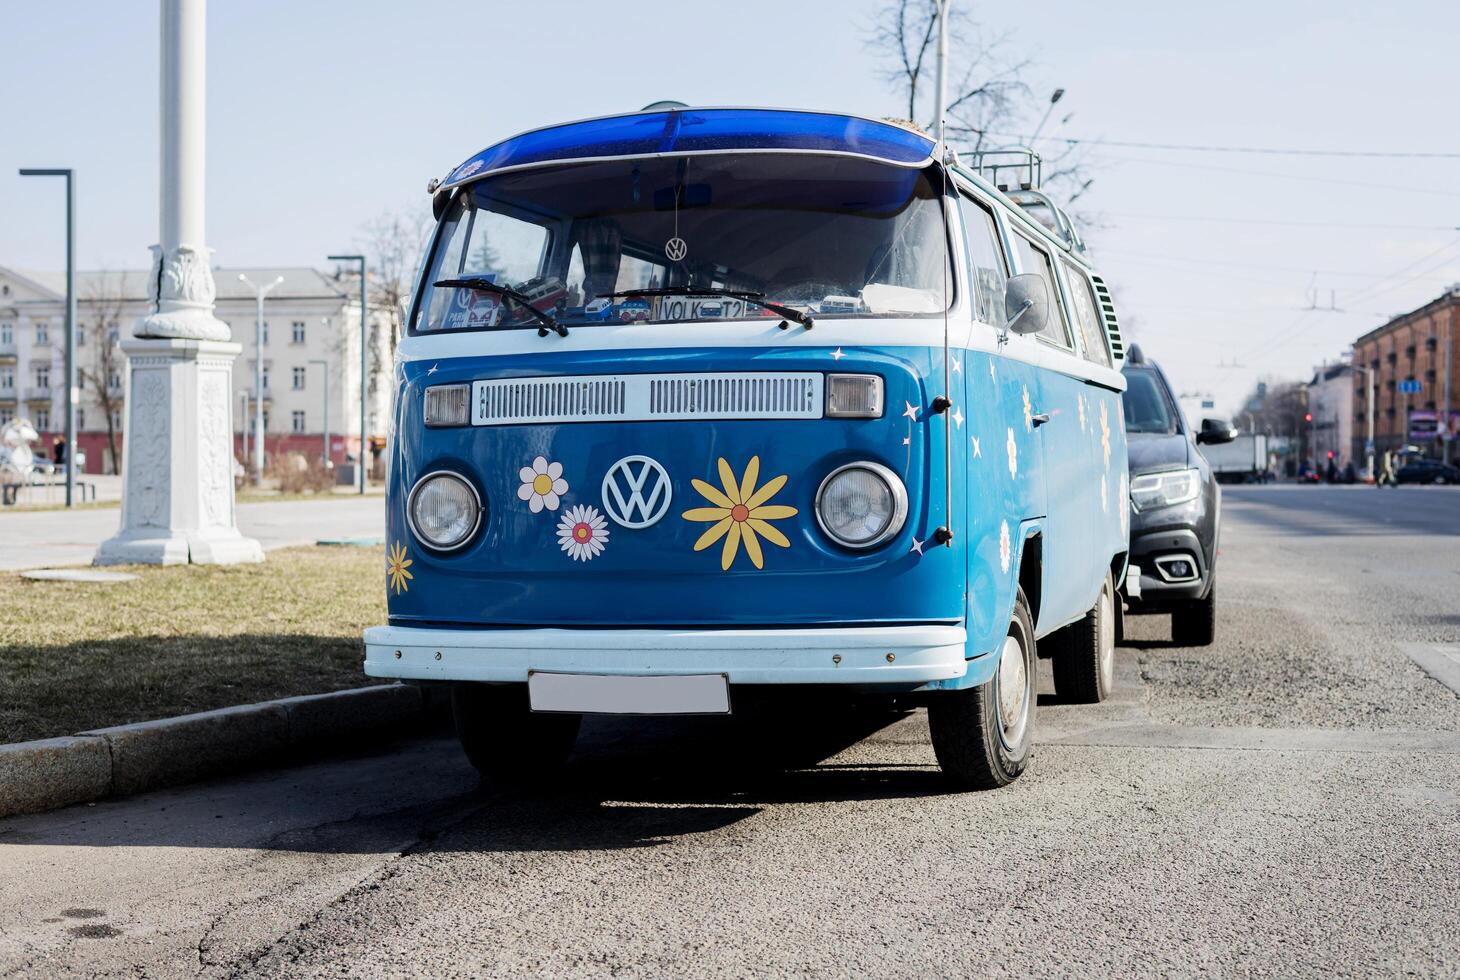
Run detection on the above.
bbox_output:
[1029,88,1067,144]
[308,358,329,468]
[1354,363,1377,480]
[18,168,76,508]
[237,273,282,484]
[327,254,368,494]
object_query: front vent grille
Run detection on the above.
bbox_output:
[1090,275,1125,363]
[470,372,824,426]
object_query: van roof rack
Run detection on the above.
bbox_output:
[968,146,1086,254]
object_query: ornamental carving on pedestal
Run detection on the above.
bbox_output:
[136,244,230,342]
[127,372,171,528]
[197,372,233,528]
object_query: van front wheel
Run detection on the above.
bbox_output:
[452,683,581,785]
[928,588,1036,790]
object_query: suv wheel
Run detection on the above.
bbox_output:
[1171,578,1216,647]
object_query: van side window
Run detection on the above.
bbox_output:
[1010,233,1073,349]
[957,194,1007,326]
[1060,259,1111,367]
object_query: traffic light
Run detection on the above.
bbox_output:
[1304,413,1313,423]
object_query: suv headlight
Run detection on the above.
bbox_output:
[815,462,907,549]
[407,471,482,551]
[1129,468,1200,512]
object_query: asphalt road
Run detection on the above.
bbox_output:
[1,485,1457,977]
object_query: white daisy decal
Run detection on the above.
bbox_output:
[557,504,609,561]
[518,455,568,513]
[999,520,1012,573]
[1006,427,1018,479]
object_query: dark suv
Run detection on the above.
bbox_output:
[1121,346,1234,646]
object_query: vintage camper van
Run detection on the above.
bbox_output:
[364,107,1129,789]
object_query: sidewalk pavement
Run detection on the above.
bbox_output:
[0,496,385,571]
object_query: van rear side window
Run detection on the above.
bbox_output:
[1061,259,1111,368]
[958,195,1008,327]
[1010,233,1073,350]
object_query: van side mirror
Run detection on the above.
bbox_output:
[1197,417,1238,445]
[1003,273,1049,337]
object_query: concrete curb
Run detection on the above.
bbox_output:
[0,683,443,819]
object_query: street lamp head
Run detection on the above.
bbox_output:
[1050,88,1066,104]
[271,276,284,287]
[236,273,248,283]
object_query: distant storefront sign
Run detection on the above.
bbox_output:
[1408,409,1439,441]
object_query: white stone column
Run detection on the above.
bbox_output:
[95,0,261,566]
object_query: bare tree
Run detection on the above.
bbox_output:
[359,207,433,363]
[79,272,128,474]
[867,0,1093,206]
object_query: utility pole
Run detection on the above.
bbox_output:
[309,358,329,467]
[327,254,368,493]
[1444,311,1454,465]
[237,273,283,484]
[18,168,76,507]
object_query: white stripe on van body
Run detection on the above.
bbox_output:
[396,316,1126,393]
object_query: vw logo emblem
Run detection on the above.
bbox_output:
[664,236,688,262]
[602,455,673,529]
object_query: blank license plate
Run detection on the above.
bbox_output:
[528,672,730,715]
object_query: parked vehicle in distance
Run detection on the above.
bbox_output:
[363,106,1131,791]
[1120,345,1232,646]
[1394,458,1460,485]
[1202,432,1271,484]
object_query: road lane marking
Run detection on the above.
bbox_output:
[1401,644,1460,698]
[1048,724,1460,754]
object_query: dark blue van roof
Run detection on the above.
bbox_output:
[442,108,937,188]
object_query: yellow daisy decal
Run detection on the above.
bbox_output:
[386,541,414,594]
[682,456,798,570]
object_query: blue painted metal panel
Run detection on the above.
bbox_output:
[385,345,964,630]
[443,108,936,187]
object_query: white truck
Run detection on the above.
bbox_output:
[1200,433,1271,484]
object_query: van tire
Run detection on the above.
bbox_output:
[1050,570,1116,704]
[1171,581,1217,647]
[452,683,581,784]
[928,587,1036,790]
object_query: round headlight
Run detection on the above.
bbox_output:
[815,462,907,549]
[407,471,482,551]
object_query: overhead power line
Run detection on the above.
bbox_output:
[1108,213,1460,232]
[984,131,1460,159]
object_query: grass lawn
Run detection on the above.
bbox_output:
[0,545,386,744]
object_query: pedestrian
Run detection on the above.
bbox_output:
[52,436,65,469]
[1325,457,1338,483]
[1378,450,1395,487]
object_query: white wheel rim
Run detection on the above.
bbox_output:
[996,633,1029,748]
[1098,586,1115,693]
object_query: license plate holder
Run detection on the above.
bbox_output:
[528,671,730,715]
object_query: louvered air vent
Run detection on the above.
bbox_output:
[1089,275,1125,363]
[470,372,824,426]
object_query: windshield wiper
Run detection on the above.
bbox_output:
[433,277,568,337]
[602,286,814,330]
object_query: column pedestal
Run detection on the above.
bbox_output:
[94,337,263,566]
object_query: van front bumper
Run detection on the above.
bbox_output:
[364,624,968,686]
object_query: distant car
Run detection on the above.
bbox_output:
[1120,345,1234,646]
[1395,458,1460,485]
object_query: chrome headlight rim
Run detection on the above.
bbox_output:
[814,460,908,550]
[405,469,484,553]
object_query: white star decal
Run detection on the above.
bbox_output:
[989,361,997,382]
[903,401,921,422]
[426,363,439,376]
[830,347,847,361]
[910,537,925,555]
[951,406,964,428]
[951,354,961,375]
[902,436,911,446]
[972,436,981,458]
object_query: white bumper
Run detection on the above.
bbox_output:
[363,624,968,686]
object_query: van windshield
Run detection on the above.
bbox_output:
[413,153,951,333]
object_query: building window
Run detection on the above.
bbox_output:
[35,366,50,389]
[35,408,49,430]
[1405,345,1416,359]
[0,407,12,425]
[292,366,306,390]
[1370,358,1379,370]
[0,367,12,389]
[78,408,86,430]
[0,322,11,345]
[77,326,85,346]
[291,410,306,433]
[1426,369,1437,382]
[1426,337,1438,351]
[262,410,270,431]
[1387,352,1397,365]
[107,327,119,345]
[36,322,49,345]
[262,366,271,391]
[291,321,306,344]
[108,370,121,390]
[111,409,122,430]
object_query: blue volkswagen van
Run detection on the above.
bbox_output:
[364,107,1129,789]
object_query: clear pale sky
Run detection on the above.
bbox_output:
[4,0,1458,416]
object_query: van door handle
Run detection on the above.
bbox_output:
[1031,413,1051,427]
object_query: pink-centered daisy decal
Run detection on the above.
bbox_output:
[557,504,609,561]
[518,455,568,513]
